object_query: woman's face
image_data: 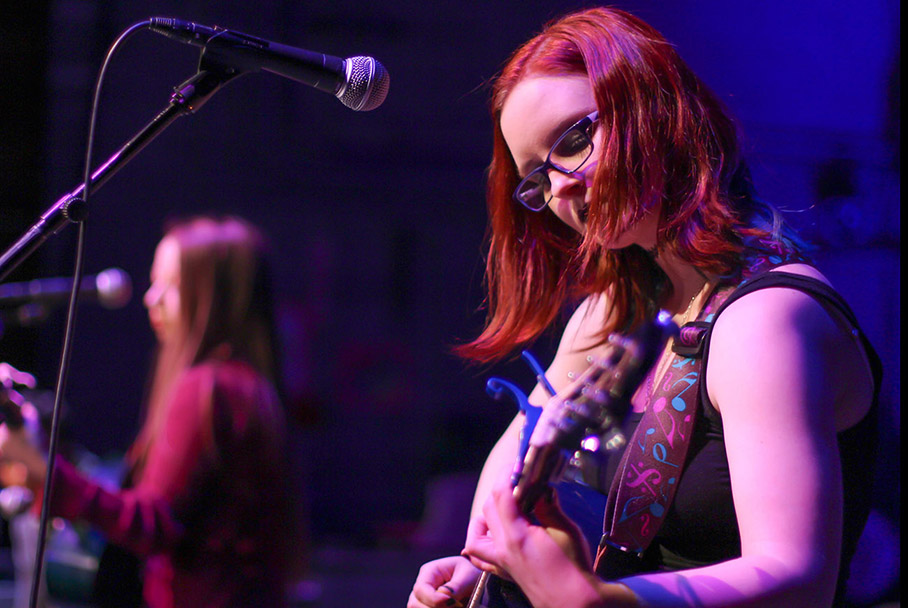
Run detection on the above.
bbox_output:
[501,75,597,234]
[143,236,182,344]
[500,75,659,248]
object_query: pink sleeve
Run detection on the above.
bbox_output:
[49,458,183,556]
[49,369,211,556]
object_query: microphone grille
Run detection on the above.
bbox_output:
[337,56,389,111]
[95,268,133,309]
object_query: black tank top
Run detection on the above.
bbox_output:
[601,273,881,605]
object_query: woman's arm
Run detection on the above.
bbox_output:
[47,366,217,557]
[409,296,613,607]
[472,294,612,518]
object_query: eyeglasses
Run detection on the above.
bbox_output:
[513,110,599,211]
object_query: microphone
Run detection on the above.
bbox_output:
[148,17,390,111]
[0,268,133,311]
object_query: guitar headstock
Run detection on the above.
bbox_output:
[531,312,676,451]
[514,313,677,509]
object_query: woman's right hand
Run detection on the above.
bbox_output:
[407,555,481,608]
[0,419,48,486]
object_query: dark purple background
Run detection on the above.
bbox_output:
[1,2,899,605]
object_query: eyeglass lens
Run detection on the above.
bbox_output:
[515,123,594,210]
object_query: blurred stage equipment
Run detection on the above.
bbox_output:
[0,485,34,519]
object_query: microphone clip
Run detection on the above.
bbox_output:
[170,65,242,114]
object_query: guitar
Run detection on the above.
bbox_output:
[467,313,677,608]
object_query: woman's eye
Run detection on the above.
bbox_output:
[552,131,589,158]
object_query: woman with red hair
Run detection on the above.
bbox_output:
[409,7,878,608]
[1,217,298,607]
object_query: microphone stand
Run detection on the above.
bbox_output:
[0,64,240,282]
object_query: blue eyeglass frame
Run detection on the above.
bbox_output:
[512,110,600,211]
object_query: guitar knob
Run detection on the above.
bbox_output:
[0,485,34,518]
[602,428,626,452]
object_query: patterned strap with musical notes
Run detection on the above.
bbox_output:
[594,283,736,572]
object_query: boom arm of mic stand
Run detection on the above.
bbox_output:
[0,68,240,282]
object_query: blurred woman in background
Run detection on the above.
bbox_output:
[1,216,300,608]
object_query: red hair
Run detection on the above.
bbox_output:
[459,7,801,362]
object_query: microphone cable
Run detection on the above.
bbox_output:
[27,21,152,608]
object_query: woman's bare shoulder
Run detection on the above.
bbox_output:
[708,264,873,428]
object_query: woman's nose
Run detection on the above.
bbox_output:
[143,286,158,309]
[547,168,586,200]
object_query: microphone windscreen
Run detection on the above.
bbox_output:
[338,56,389,111]
[95,268,132,309]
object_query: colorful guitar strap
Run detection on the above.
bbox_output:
[594,254,790,577]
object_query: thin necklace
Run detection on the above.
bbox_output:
[646,278,712,400]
